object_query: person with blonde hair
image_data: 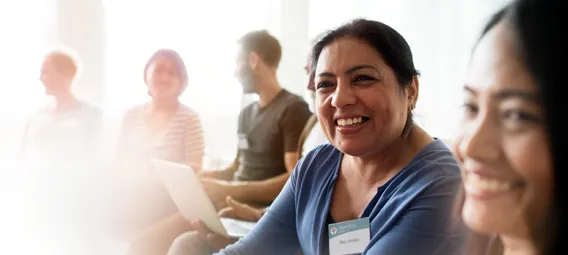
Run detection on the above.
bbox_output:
[21,47,103,255]
[22,46,102,166]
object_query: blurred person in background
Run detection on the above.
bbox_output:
[127,30,311,255]
[21,47,102,168]
[108,48,205,240]
[198,30,311,208]
[118,48,204,172]
[20,47,103,255]
[166,35,328,255]
[454,0,567,254]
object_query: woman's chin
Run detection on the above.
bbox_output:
[335,140,374,157]
[462,198,508,235]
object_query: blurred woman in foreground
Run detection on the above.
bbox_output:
[453,0,567,254]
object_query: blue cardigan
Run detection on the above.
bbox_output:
[217,140,469,255]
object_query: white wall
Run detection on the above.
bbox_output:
[0,0,56,161]
[273,0,311,97]
[56,0,106,106]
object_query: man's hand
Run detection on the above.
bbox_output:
[191,220,238,252]
[218,196,265,222]
[200,178,233,207]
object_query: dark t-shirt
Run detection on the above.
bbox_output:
[234,89,311,181]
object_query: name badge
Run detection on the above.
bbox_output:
[329,217,370,255]
[238,133,249,150]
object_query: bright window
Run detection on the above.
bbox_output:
[0,0,54,161]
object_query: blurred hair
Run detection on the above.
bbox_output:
[143,49,189,96]
[44,46,82,79]
[238,30,282,69]
[461,0,566,254]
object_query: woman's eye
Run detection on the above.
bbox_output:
[352,75,377,85]
[502,109,541,124]
[462,102,479,119]
[316,81,334,89]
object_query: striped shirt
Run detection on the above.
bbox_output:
[119,103,205,172]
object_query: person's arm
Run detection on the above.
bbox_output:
[214,169,301,255]
[218,170,291,203]
[199,151,240,181]
[202,152,297,205]
[185,112,205,173]
[185,197,268,252]
[219,149,297,202]
[365,174,470,254]
[218,196,266,222]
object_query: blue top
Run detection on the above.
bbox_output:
[217,140,469,255]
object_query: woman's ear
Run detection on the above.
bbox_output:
[407,76,419,110]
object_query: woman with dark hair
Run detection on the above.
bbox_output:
[453,0,566,254]
[208,19,469,255]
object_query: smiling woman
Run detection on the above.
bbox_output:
[214,19,469,255]
[453,0,565,254]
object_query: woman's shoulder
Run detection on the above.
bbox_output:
[177,104,201,122]
[294,144,341,183]
[386,139,461,197]
[408,139,461,179]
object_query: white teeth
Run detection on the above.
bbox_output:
[337,117,364,126]
[467,173,514,191]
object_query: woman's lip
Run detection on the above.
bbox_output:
[463,171,525,199]
[335,121,367,135]
[333,115,368,122]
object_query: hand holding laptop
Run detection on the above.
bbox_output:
[190,196,265,252]
[218,196,265,222]
[152,159,257,239]
[200,178,233,209]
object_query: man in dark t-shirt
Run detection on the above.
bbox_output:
[234,89,309,181]
[200,30,311,207]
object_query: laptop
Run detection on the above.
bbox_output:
[152,159,256,238]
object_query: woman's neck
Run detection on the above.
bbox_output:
[150,99,180,113]
[501,235,538,255]
[344,126,433,185]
